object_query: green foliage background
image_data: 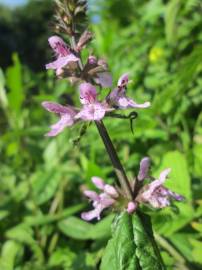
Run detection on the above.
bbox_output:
[0,0,202,269]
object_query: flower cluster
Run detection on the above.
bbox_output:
[81,157,184,221]
[42,35,150,136]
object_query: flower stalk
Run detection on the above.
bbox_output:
[95,120,133,200]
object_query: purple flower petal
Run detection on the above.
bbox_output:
[45,114,75,137]
[83,190,99,201]
[159,168,171,184]
[117,73,129,88]
[75,103,106,121]
[137,157,151,181]
[42,101,73,114]
[81,208,101,221]
[109,77,150,110]
[104,184,119,198]
[48,36,70,57]
[99,193,115,208]
[46,55,79,70]
[118,97,150,109]
[79,83,97,105]
[91,177,105,190]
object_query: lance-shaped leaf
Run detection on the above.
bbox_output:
[132,212,165,270]
[101,212,165,270]
[100,212,139,270]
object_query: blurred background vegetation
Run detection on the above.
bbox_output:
[0,0,202,269]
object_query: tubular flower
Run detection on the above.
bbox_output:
[45,36,79,75]
[42,102,77,137]
[81,177,119,221]
[108,73,150,109]
[75,83,113,121]
[127,201,137,214]
[136,168,184,208]
[137,157,151,181]
[42,83,113,136]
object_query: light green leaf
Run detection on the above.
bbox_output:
[48,247,76,268]
[0,68,8,109]
[31,169,62,205]
[0,210,9,221]
[24,204,85,226]
[6,224,44,263]
[160,151,191,199]
[89,214,114,240]
[0,240,22,270]
[6,53,23,115]
[58,214,114,240]
[165,0,181,45]
[58,216,94,240]
[189,239,202,264]
[191,222,202,233]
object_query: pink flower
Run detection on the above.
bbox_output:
[75,83,112,121]
[42,102,77,137]
[42,83,113,137]
[45,36,79,74]
[109,73,150,109]
[137,168,184,208]
[81,177,118,221]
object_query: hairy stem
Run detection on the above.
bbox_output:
[95,120,133,200]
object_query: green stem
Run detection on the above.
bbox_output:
[95,120,133,200]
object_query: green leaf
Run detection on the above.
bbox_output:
[0,240,22,270]
[160,151,191,199]
[31,169,62,205]
[58,217,94,240]
[48,247,76,268]
[0,68,8,109]
[132,213,165,270]
[6,224,44,263]
[101,212,164,270]
[24,204,85,226]
[189,239,202,264]
[191,222,202,234]
[152,45,202,114]
[89,214,114,240]
[6,53,23,115]
[0,210,9,221]
[165,0,181,45]
[58,214,114,240]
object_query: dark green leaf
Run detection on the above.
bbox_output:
[101,212,164,270]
